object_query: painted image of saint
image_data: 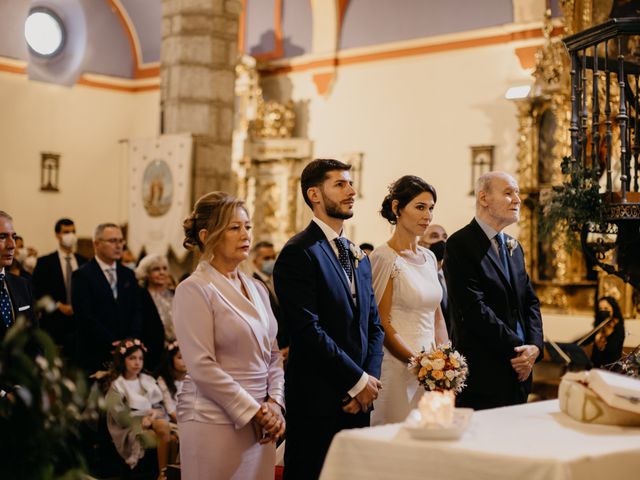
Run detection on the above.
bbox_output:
[142,159,173,217]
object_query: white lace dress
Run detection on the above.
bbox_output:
[370,244,442,426]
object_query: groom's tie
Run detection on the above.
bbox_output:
[334,237,353,281]
[495,232,525,342]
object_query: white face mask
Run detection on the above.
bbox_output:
[260,259,275,276]
[22,255,37,271]
[15,248,29,264]
[60,232,77,249]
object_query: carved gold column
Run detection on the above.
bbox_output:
[232,57,313,248]
[515,8,596,312]
[246,140,312,248]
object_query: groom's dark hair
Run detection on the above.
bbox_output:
[301,159,352,208]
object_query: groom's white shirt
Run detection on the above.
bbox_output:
[312,216,368,398]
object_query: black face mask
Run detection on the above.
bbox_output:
[429,240,446,262]
[596,310,611,323]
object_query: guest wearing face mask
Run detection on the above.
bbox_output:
[584,296,626,368]
[251,241,289,362]
[32,218,87,359]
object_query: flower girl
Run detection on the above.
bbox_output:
[155,340,186,424]
[106,338,172,479]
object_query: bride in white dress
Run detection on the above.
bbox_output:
[370,175,449,426]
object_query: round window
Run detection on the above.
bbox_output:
[24,8,65,57]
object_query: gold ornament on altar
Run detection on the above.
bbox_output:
[250,99,296,139]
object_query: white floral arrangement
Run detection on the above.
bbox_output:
[506,238,518,257]
[408,343,468,393]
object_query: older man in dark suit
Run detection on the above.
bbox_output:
[444,172,544,410]
[72,223,141,374]
[274,159,384,480]
[32,218,87,358]
[0,211,36,342]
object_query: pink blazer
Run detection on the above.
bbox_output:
[173,261,285,428]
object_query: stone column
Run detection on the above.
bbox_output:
[161,0,242,198]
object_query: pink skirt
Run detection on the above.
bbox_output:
[179,419,276,480]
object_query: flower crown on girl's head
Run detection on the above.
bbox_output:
[116,338,147,356]
[166,340,179,352]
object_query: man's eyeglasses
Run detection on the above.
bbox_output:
[100,238,125,245]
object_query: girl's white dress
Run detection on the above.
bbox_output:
[370,244,442,425]
[106,372,165,467]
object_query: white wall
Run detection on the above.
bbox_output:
[262,38,533,247]
[0,71,160,254]
[0,32,534,253]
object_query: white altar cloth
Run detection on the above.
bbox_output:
[319,400,640,480]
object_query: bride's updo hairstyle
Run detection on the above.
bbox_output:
[380,175,437,225]
[183,191,248,258]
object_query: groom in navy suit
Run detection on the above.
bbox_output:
[274,159,385,480]
[444,172,543,410]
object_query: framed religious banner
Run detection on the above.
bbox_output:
[127,134,193,260]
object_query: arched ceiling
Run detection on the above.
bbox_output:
[0,0,563,88]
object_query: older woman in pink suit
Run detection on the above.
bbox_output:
[173,192,285,480]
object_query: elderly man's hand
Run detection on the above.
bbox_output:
[511,345,539,382]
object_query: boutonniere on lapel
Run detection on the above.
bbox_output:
[505,238,518,257]
[349,243,365,268]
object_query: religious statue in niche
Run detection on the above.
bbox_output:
[142,159,173,217]
[40,152,60,192]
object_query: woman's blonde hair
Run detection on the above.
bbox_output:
[182,191,248,259]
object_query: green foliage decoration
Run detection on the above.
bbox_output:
[540,156,606,248]
[0,317,102,480]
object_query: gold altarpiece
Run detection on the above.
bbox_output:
[232,56,313,249]
[517,1,639,317]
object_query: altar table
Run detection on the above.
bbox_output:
[319,400,640,480]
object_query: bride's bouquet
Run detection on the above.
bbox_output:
[408,343,468,393]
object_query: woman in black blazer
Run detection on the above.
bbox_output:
[135,254,175,371]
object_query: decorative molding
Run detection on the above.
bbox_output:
[261,22,565,77]
[312,70,336,96]
[77,73,160,93]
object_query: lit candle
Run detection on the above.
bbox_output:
[418,391,454,428]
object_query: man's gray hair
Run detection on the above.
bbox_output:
[0,211,12,221]
[94,222,120,241]
[475,172,516,199]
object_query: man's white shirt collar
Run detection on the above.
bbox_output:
[95,256,116,272]
[312,216,344,242]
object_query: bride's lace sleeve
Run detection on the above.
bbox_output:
[370,245,398,305]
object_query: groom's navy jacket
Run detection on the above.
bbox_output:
[444,219,543,410]
[274,221,384,415]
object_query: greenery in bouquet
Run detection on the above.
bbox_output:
[408,343,468,393]
[0,317,103,480]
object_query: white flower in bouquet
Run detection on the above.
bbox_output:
[432,358,446,370]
